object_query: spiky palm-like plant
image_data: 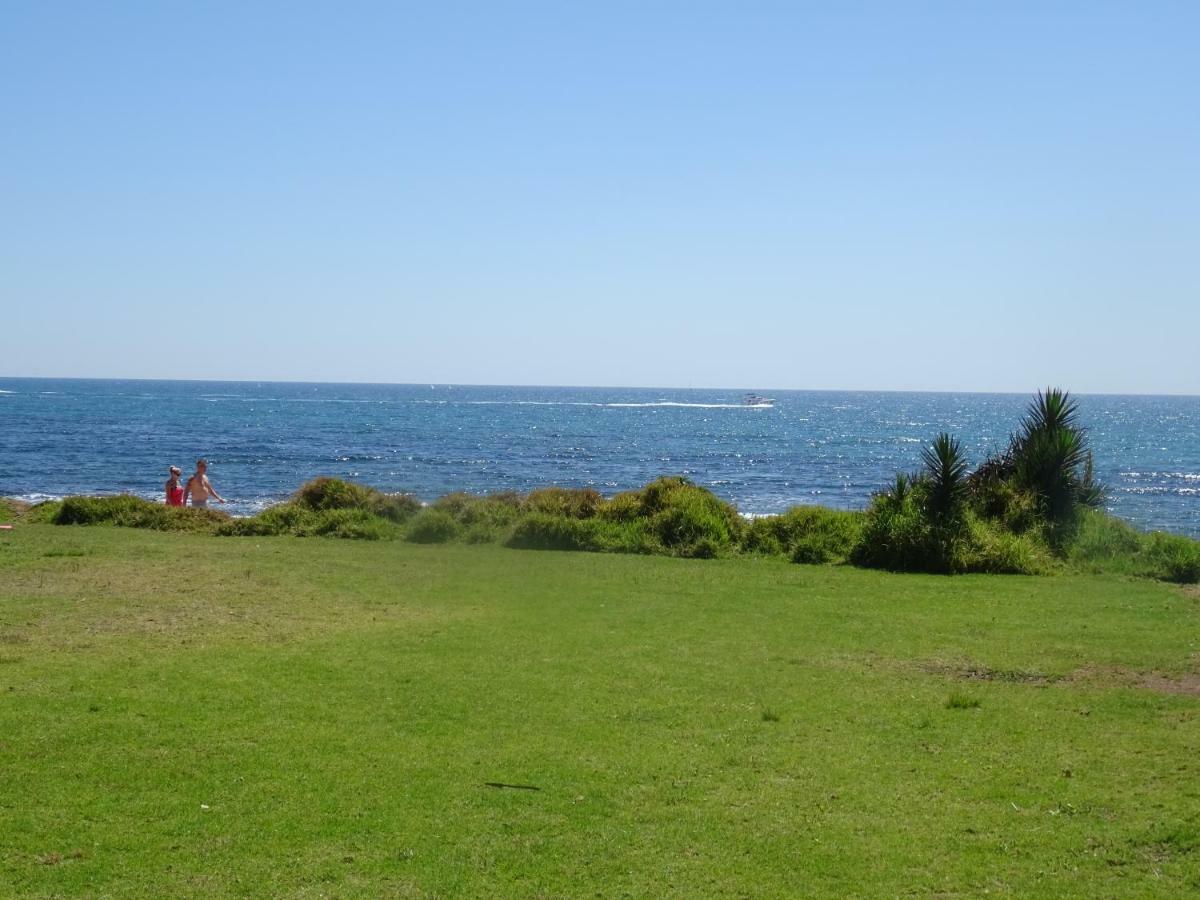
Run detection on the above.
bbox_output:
[1011,388,1103,527]
[921,432,969,523]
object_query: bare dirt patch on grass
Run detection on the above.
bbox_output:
[916,659,1200,697]
[1064,664,1200,697]
[918,660,1056,685]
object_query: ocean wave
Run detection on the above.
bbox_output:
[7,492,61,504]
[182,396,776,411]
[605,401,771,409]
[1116,486,1200,496]
[458,399,773,409]
[0,389,15,394]
[1119,471,1200,481]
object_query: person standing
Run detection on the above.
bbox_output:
[183,458,226,508]
[165,466,185,506]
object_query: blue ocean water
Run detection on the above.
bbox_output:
[1,378,1197,537]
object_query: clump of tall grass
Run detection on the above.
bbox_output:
[1067,509,1200,583]
[293,476,421,523]
[404,508,462,544]
[216,503,399,540]
[52,495,228,533]
[505,513,652,554]
[741,506,863,564]
[600,476,744,558]
[433,492,522,531]
[522,487,603,519]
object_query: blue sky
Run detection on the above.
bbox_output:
[3,2,1197,393]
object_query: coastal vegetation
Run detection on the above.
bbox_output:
[3,524,1199,896]
[13,473,1198,584]
[13,389,1198,584]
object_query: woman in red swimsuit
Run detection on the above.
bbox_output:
[165,466,185,506]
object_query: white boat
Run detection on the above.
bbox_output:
[743,393,775,407]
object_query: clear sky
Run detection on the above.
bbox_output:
[3,2,1197,393]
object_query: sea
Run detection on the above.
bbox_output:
[1,378,1198,538]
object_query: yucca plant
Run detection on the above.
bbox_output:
[1010,388,1103,529]
[921,433,969,523]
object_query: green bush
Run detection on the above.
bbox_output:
[52,495,227,533]
[308,508,396,540]
[961,514,1052,575]
[216,503,314,536]
[597,491,643,523]
[1065,510,1146,575]
[597,477,742,558]
[851,487,946,573]
[434,492,523,529]
[506,513,598,551]
[462,522,509,544]
[1048,510,1200,583]
[1008,389,1104,540]
[216,503,397,539]
[370,493,423,523]
[506,513,653,554]
[1143,532,1200,584]
[292,476,420,523]
[293,477,374,510]
[405,508,462,544]
[523,487,603,519]
[969,476,1041,535]
[853,483,1050,576]
[743,506,863,564]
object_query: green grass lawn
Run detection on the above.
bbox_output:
[2,524,1199,897]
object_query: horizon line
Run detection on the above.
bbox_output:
[2,374,1198,400]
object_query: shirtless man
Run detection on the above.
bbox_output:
[183,458,226,508]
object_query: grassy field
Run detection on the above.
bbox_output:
[2,523,1199,897]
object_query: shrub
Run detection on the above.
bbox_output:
[969,475,1041,535]
[216,503,315,536]
[523,487,603,519]
[851,487,943,572]
[590,519,656,554]
[404,508,462,544]
[922,433,969,525]
[370,493,423,523]
[293,477,375,510]
[462,522,508,544]
[597,491,643,523]
[962,513,1052,575]
[1009,388,1104,537]
[506,513,597,551]
[292,476,420,523]
[1065,510,1146,575]
[434,492,522,529]
[851,473,978,574]
[743,506,863,564]
[506,513,654,554]
[596,476,742,557]
[52,495,227,533]
[216,503,397,539]
[1143,532,1200,584]
[308,508,396,540]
